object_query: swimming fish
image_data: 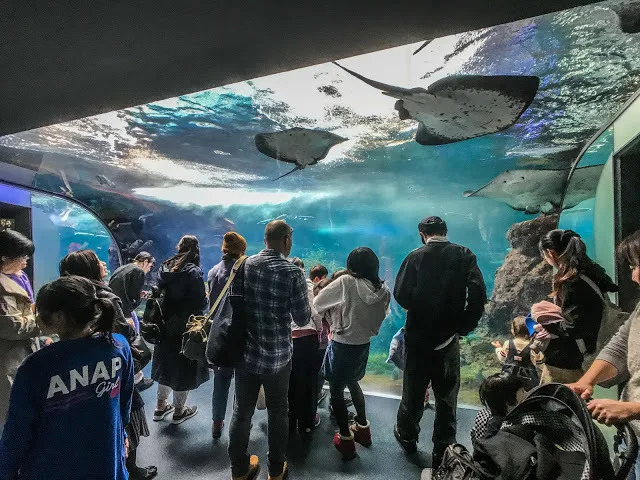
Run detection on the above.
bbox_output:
[255,127,348,181]
[463,165,604,214]
[333,62,540,145]
[95,174,116,188]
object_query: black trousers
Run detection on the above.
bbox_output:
[288,334,319,431]
[396,336,460,455]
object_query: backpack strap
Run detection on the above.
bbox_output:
[579,274,606,303]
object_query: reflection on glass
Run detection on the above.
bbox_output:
[30,191,115,292]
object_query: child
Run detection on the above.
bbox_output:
[529,300,564,352]
[0,275,134,480]
[314,278,333,406]
[492,316,543,391]
[471,373,527,443]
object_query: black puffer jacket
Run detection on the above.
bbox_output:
[92,281,136,343]
[544,259,618,370]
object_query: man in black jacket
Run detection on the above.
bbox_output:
[393,216,487,467]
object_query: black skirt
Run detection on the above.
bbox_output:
[322,340,370,384]
[151,335,210,391]
[125,406,150,450]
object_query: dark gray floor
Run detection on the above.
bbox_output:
[136,371,476,480]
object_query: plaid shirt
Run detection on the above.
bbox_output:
[241,249,311,374]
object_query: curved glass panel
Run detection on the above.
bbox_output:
[2,2,640,403]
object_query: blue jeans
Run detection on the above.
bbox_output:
[212,367,234,422]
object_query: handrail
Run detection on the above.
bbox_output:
[0,178,123,266]
[558,87,640,218]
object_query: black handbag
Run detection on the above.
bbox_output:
[131,335,152,372]
[206,256,249,368]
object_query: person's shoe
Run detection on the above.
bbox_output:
[152,403,175,421]
[344,394,353,407]
[350,420,372,447]
[129,465,158,480]
[171,405,198,425]
[136,377,155,392]
[394,424,417,454]
[313,413,321,428]
[317,389,328,405]
[267,461,288,480]
[333,432,357,460]
[232,455,260,480]
[212,421,224,439]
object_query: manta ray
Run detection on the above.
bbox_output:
[463,164,605,214]
[255,127,348,180]
[333,62,540,145]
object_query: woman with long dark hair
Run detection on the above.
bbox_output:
[0,276,134,479]
[59,250,156,479]
[538,229,618,383]
[0,229,39,427]
[314,247,390,460]
[151,235,209,425]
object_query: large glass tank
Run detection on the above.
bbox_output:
[2,1,640,403]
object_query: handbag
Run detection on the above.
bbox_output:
[131,335,152,372]
[182,256,247,363]
[206,256,249,368]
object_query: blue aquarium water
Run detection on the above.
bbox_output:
[1,1,640,400]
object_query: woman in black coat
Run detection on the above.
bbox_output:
[538,229,618,384]
[151,235,209,425]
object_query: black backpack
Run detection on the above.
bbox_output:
[140,285,166,345]
[501,339,539,391]
[205,259,248,368]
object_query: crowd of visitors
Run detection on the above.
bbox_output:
[2,214,640,480]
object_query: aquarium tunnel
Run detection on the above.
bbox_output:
[3,0,640,476]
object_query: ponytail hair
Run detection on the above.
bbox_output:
[164,235,200,272]
[539,229,587,297]
[346,247,383,290]
[36,275,115,343]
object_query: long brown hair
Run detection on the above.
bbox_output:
[617,229,640,267]
[539,229,586,297]
[164,235,200,272]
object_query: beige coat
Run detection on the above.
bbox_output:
[0,273,39,425]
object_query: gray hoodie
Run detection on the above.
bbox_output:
[314,274,390,345]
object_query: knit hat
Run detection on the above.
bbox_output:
[222,232,247,257]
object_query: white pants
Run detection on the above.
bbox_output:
[157,385,189,410]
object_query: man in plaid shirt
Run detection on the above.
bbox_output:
[228,220,311,480]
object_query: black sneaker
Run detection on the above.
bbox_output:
[344,394,353,407]
[172,405,198,425]
[136,377,155,392]
[152,403,175,421]
[129,465,158,480]
[394,424,417,454]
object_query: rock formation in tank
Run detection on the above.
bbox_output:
[483,214,557,333]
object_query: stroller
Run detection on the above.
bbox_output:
[426,384,638,480]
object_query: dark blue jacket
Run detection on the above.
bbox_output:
[207,254,237,311]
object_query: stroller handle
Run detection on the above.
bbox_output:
[614,424,638,480]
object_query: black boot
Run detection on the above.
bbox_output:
[127,448,158,480]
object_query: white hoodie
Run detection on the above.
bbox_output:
[314,275,391,345]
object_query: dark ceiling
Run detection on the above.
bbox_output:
[1,0,600,136]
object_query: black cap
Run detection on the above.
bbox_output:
[418,216,447,234]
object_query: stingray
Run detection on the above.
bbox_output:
[255,127,348,180]
[333,62,540,145]
[463,164,605,214]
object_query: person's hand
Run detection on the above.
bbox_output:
[43,337,53,346]
[567,381,594,400]
[125,437,130,458]
[533,324,543,332]
[587,399,640,426]
[491,340,502,349]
